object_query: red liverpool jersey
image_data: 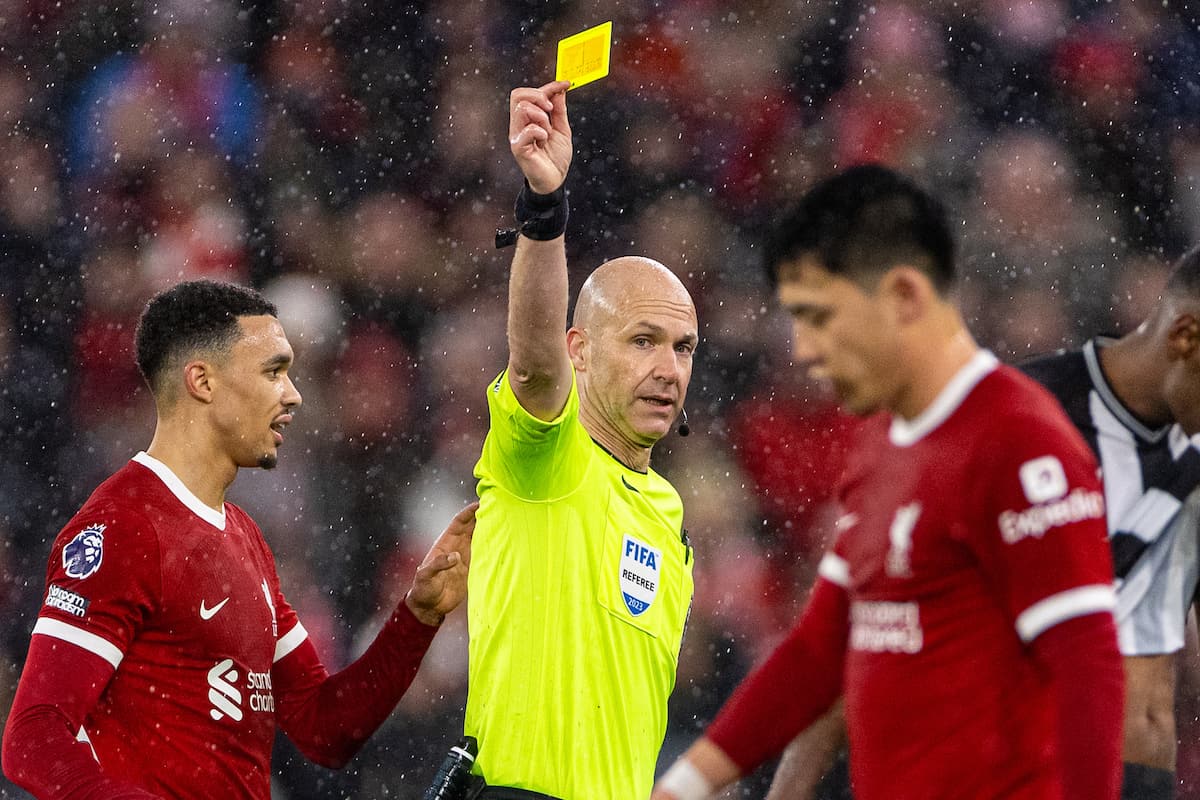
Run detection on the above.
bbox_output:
[30,452,305,798]
[710,352,1118,800]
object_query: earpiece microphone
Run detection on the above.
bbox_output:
[677,408,690,437]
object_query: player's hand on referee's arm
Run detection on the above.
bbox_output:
[652,738,740,800]
[404,501,478,626]
[509,81,572,194]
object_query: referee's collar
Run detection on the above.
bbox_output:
[590,438,650,475]
[1084,337,1171,444]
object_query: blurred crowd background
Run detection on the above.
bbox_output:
[3,0,1200,797]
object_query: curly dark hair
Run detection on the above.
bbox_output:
[135,279,277,393]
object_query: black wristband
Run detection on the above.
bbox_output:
[495,181,568,248]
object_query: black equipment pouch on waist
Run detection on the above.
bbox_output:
[423,737,484,800]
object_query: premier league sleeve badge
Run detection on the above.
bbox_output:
[63,523,107,579]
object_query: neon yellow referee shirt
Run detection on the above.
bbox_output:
[467,369,694,800]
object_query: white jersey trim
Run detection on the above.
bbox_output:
[132,451,226,531]
[274,621,308,663]
[890,351,998,447]
[33,617,124,669]
[817,553,851,587]
[1015,584,1116,643]
[1083,339,1168,444]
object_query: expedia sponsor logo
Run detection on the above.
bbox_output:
[850,601,923,654]
[44,584,89,618]
[1018,455,1069,504]
[620,534,660,617]
[63,523,106,579]
[998,488,1105,544]
[207,659,274,722]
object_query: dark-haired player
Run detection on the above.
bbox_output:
[769,249,1200,800]
[2,280,476,799]
[652,165,1123,800]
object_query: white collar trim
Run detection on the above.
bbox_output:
[132,451,227,531]
[889,350,999,447]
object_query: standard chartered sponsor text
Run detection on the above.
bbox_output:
[850,601,923,654]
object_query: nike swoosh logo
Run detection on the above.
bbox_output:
[199,597,230,620]
[620,475,640,493]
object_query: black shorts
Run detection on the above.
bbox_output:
[1120,763,1174,800]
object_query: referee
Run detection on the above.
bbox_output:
[463,81,699,799]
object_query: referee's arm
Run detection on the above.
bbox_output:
[505,81,573,421]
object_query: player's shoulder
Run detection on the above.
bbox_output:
[1017,346,1085,385]
[1016,346,1091,406]
[223,501,268,541]
[966,364,1090,448]
[91,457,169,498]
[51,469,163,580]
[971,365,1097,465]
[980,362,1073,417]
[66,462,162,538]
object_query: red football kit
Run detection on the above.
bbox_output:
[3,452,438,799]
[708,352,1124,800]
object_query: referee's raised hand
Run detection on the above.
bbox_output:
[508,80,572,194]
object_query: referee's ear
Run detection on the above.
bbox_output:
[566,326,588,372]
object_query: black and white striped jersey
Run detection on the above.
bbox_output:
[1022,338,1200,654]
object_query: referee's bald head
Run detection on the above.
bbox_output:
[573,257,695,332]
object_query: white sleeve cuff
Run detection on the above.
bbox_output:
[273,621,308,663]
[1015,584,1116,643]
[32,617,124,669]
[657,759,713,800]
[817,553,850,587]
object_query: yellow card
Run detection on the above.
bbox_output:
[556,21,612,90]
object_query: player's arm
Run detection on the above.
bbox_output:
[273,503,475,768]
[505,80,574,421]
[1029,614,1124,800]
[764,702,847,800]
[4,512,164,798]
[652,567,850,800]
[973,419,1123,800]
[2,636,161,799]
